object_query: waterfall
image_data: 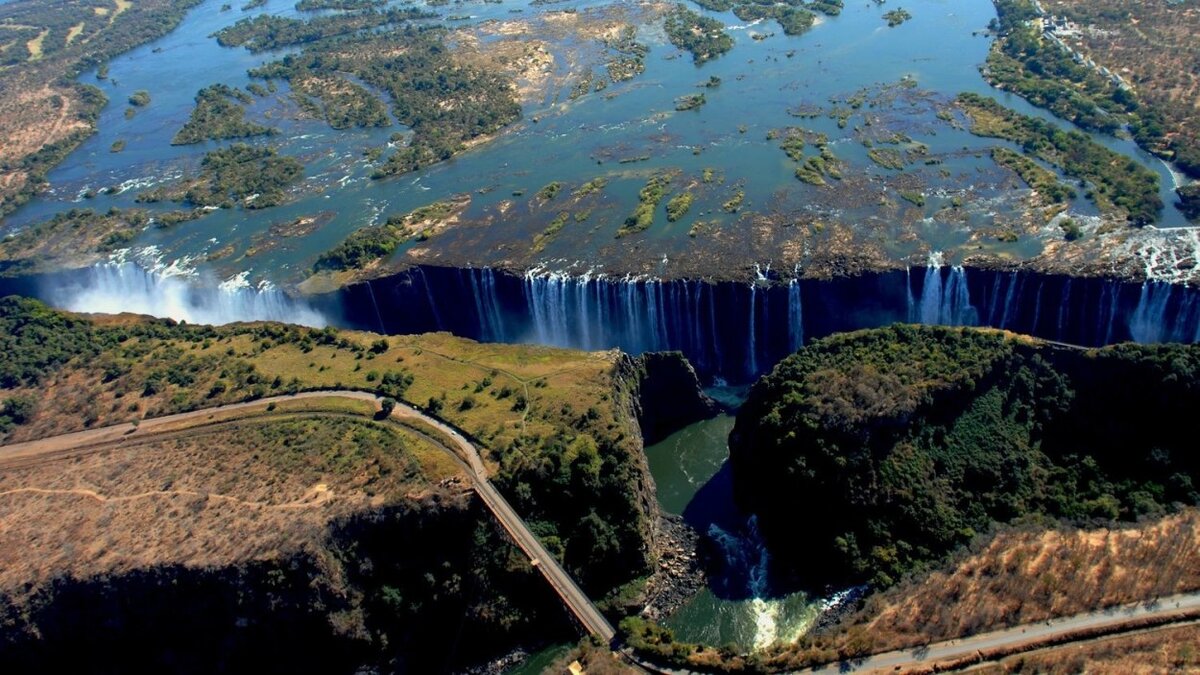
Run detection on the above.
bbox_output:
[788,278,804,352]
[998,272,1020,329]
[914,253,978,326]
[1057,278,1072,340]
[481,268,505,342]
[50,263,325,327]
[415,267,443,331]
[905,266,915,322]
[1129,281,1173,343]
[747,283,758,377]
[1030,282,1044,334]
[364,281,387,333]
[707,516,778,650]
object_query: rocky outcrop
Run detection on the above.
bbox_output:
[620,351,719,445]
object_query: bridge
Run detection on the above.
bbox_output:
[0,390,616,642]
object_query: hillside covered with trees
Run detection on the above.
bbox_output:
[730,325,1200,589]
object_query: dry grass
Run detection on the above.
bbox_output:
[832,510,1200,654]
[975,623,1200,674]
[1043,0,1200,154]
[0,413,460,604]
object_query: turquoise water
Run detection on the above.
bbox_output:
[3,0,1189,288]
[643,409,828,651]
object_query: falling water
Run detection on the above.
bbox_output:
[787,278,803,352]
[50,262,325,327]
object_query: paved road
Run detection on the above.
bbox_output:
[0,390,616,642]
[812,592,1200,674]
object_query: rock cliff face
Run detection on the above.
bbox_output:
[729,325,1200,590]
[621,351,720,445]
[605,350,718,595]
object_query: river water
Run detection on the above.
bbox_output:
[643,402,834,651]
[2,0,1192,294]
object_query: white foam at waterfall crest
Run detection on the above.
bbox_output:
[49,262,326,327]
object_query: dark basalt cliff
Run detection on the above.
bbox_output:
[620,351,719,446]
[729,325,1200,590]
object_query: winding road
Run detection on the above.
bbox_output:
[819,592,1200,674]
[0,390,616,642]
[7,391,1194,672]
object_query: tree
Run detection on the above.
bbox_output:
[378,397,396,419]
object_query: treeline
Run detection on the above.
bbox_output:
[172,84,276,145]
[215,8,433,52]
[238,18,519,179]
[958,92,1160,225]
[730,325,1200,590]
[139,144,303,209]
[987,0,1200,179]
[663,5,733,64]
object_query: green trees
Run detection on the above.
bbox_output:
[379,397,396,418]
[731,325,1200,589]
[663,6,733,64]
[172,84,276,145]
[959,93,1161,225]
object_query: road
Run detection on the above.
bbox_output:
[0,390,616,642]
[811,591,1200,674]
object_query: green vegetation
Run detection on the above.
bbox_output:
[139,144,302,209]
[898,190,925,207]
[674,93,706,111]
[1059,216,1082,240]
[531,211,570,253]
[731,325,1200,589]
[663,6,733,64]
[171,84,276,145]
[127,90,150,107]
[1177,184,1200,221]
[291,78,390,130]
[729,3,816,36]
[984,0,1200,178]
[110,140,126,153]
[778,128,841,185]
[722,188,744,213]
[616,173,671,238]
[536,181,563,201]
[665,192,693,222]
[572,177,608,197]
[882,7,911,26]
[867,148,905,170]
[314,198,464,271]
[296,0,385,10]
[241,20,518,179]
[991,147,1076,204]
[986,0,1131,134]
[602,25,649,83]
[958,92,1161,224]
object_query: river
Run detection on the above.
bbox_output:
[643,396,840,652]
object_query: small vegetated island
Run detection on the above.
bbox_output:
[216,8,519,179]
[172,84,276,145]
[663,5,733,64]
[138,143,303,209]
